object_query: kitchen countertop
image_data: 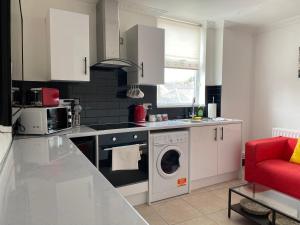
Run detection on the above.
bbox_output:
[0,135,148,225]
[0,118,242,225]
[15,118,242,139]
[65,118,242,137]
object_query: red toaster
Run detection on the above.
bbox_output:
[27,88,60,107]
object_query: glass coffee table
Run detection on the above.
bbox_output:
[228,183,300,224]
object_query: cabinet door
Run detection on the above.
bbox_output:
[190,126,218,181]
[49,9,90,81]
[138,25,164,85]
[126,25,164,85]
[217,123,242,174]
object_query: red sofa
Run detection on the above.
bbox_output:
[245,136,300,199]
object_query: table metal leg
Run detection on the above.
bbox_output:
[228,189,232,218]
[272,210,276,225]
[252,183,256,198]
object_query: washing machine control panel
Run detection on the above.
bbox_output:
[153,132,188,145]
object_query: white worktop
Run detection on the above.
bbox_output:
[65,118,242,137]
[15,118,242,140]
[0,136,148,225]
[0,118,242,225]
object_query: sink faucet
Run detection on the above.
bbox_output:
[191,97,196,118]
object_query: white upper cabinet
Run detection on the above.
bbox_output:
[48,8,90,81]
[126,25,165,85]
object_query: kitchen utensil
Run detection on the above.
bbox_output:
[126,85,144,99]
[162,114,168,121]
[156,114,162,122]
[148,114,156,122]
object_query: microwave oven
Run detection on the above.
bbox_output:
[18,106,72,135]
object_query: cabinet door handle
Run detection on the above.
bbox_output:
[141,62,144,78]
[221,127,224,141]
[84,57,87,75]
[214,128,217,141]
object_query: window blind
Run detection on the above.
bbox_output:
[157,18,201,70]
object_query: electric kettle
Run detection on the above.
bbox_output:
[134,104,147,123]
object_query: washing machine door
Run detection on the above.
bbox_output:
[157,146,182,178]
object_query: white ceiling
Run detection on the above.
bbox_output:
[117,0,300,27]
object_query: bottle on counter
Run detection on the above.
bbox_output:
[73,99,82,127]
[147,105,156,122]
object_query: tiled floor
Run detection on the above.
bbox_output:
[135,179,256,225]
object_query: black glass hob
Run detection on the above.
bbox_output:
[89,122,145,131]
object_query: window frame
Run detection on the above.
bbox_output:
[156,18,205,108]
[157,68,204,108]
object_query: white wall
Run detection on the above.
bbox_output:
[205,25,224,86]
[21,0,97,81]
[221,27,254,146]
[252,22,300,139]
[119,10,157,58]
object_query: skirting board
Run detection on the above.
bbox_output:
[125,192,148,206]
[117,181,148,197]
[117,181,149,206]
[117,172,240,206]
[191,171,240,191]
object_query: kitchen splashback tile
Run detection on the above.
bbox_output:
[13,69,221,125]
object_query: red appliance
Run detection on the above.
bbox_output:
[27,88,60,107]
[134,104,146,123]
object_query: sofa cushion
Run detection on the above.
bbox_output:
[284,138,298,161]
[290,139,300,164]
[255,159,300,199]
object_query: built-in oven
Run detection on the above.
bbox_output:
[98,131,148,187]
[70,136,96,166]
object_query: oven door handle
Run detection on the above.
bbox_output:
[103,143,147,151]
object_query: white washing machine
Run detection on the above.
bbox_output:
[150,130,189,203]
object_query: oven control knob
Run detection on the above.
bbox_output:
[112,137,117,142]
[133,135,138,139]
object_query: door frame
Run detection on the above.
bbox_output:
[0,0,12,128]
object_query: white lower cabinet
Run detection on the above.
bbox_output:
[190,126,218,181]
[217,124,242,174]
[190,123,242,182]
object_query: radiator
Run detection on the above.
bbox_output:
[272,128,300,138]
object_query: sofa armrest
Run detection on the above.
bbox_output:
[245,137,288,181]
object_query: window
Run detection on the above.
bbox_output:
[157,18,205,108]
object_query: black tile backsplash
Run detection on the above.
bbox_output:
[205,85,222,117]
[13,70,222,125]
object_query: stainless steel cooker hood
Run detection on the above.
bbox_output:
[91,58,141,70]
[91,0,138,70]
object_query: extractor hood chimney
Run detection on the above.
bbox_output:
[92,0,141,70]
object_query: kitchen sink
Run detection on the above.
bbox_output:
[173,118,209,123]
[174,118,231,123]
